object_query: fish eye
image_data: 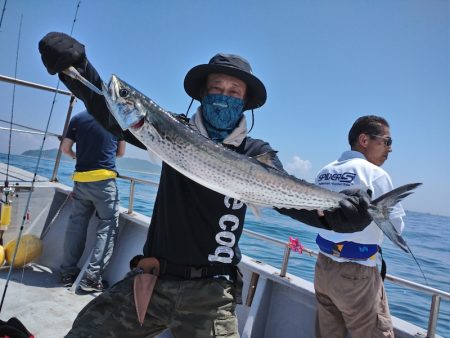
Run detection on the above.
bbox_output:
[119,88,129,98]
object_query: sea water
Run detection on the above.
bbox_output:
[1,153,449,337]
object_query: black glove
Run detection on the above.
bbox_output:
[38,32,86,75]
[323,188,372,233]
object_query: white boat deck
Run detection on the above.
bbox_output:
[0,264,96,337]
[0,162,95,336]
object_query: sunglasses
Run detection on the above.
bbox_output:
[370,134,392,146]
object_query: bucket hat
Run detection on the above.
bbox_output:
[184,53,267,110]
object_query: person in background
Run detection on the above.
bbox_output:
[39,31,372,337]
[60,110,126,292]
[313,115,404,338]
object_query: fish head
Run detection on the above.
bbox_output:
[102,74,147,130]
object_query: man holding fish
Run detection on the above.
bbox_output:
[39,32,374,337]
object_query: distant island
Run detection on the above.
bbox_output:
[21,148,161,173]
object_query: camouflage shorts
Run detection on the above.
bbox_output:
[65,273,239,338]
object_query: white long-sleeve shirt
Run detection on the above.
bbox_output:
[315,150,405,266]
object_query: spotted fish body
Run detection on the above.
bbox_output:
[102,74,421,255]
[102,75,345,210]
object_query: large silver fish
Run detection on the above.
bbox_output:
[101,75,422,253]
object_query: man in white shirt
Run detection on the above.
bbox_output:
[314,115,404,338]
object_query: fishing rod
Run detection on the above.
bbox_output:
[0,0,7,31]
[0,0,82,313]
[0,12,22,251]
[0,13,24,311]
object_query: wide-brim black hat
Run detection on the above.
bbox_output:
[184,53,267,111]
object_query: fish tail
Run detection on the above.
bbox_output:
[369,183,428,284]
[371,182,422,208]
[370,209,410,252]
[369,183,422,253]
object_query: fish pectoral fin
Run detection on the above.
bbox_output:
[254,151,280,170]
[248,204,261,218]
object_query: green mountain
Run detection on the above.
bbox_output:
[21,148,161,173]
[22,148,64,159]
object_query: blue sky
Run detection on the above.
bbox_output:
[0,0,448,217]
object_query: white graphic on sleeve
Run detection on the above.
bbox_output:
[208,196,243,263]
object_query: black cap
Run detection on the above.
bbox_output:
[184,53,267,111]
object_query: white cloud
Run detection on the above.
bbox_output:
[284,155,312,178]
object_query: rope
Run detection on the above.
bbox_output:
[247,109,255,133]
[184,98,194,118]
[40,193,71,239]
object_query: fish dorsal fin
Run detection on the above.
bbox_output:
[173,113,190,125]
[254,151,280,170]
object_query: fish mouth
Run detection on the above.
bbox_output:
[131,118,145,130]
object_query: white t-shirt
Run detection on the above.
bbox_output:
[315,150,405,266]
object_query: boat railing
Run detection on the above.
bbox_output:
[1,74,448,338]
[0,74,76,183]
[116,174,159,214]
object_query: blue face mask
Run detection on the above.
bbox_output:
[201,94,245,142]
